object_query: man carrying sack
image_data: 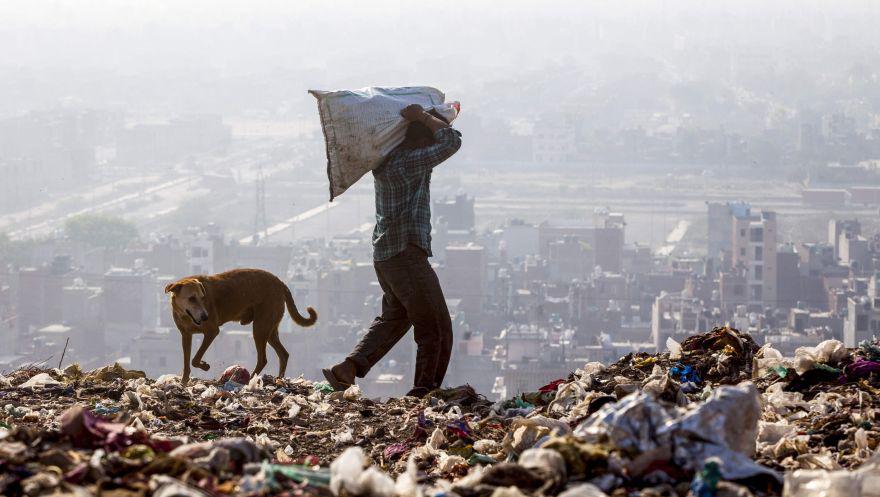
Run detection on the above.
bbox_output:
[323,104,462,397]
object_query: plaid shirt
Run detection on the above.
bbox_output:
[372,127,462,261]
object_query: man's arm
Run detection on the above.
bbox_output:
[401,104,450,134]
[399,105,462,174]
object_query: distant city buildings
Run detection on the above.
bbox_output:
[6,185,880,398]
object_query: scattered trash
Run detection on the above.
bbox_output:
[1,327,878,497]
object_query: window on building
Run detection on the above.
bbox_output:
[754,266,763,280]
[740,248,746,256]
[750,227,763,242]
[734,285,744,296]
[872,320,880,333]
[740,229,746,237]
[857,314,869,332]
[754,246,763,261]
[751,285,763,300]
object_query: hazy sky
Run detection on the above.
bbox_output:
[1,1,879,117]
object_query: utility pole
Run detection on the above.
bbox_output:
[253,166,267,246]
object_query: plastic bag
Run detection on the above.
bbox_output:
[502,416,572,456]
[794,339,847,373]
[343,384,362,401]
[666,337,682,360]
[753,344,787,378]
[19,373,61,389]
[783,455,880,497]
[310,86,459,200]
[518,448,567,483]
[154,374,179,386]
[574,384,780,483]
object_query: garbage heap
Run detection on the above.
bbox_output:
[2,327,880,497]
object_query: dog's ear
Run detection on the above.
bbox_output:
[165,282,182,294]
[195,281,206,297]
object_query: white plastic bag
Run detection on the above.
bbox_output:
[794,339,847,373]
[783,455,880,497]
[310,86,460,200]
[19,373,60,389]
[666,337,682,360]
[329,446,365,495]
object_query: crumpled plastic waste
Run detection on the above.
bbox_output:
[783,451,880,497]
[343,384,362,401]
[670,363,701,384]
[518,448,566,486]
[331,447,396,497]
[503,416,571,456]
[18,372,61,389]
[794,339,848,374]
[575,383,779,483]
[666,337,683,360]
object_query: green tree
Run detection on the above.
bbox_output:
[64,214,139,249]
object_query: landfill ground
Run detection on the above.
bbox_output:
[2,327,880,497]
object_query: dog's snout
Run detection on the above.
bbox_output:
[200,312,209,321]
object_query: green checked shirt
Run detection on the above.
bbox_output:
[372,127,462,261]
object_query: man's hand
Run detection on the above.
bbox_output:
[401,104,427,122]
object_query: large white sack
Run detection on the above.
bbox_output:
[310,86,459,200]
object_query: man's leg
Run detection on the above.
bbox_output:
[428,276,453,389]
[392,246,450,392]
[334,260,412,384]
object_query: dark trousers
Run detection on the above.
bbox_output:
[347,244,453,390]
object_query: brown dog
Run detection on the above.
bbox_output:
[165,268,317,384]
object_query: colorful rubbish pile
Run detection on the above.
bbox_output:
[1,326,880,497]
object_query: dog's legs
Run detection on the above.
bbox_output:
[252,332,269,376]
[267,329,289,378]
[252,317,270,376]
[181,332,192,384]
[192,327,219,371]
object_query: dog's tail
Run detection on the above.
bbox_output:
[284,285,317,327]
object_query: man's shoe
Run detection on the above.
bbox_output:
[322,367,352,392]
[322,360,357,391]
